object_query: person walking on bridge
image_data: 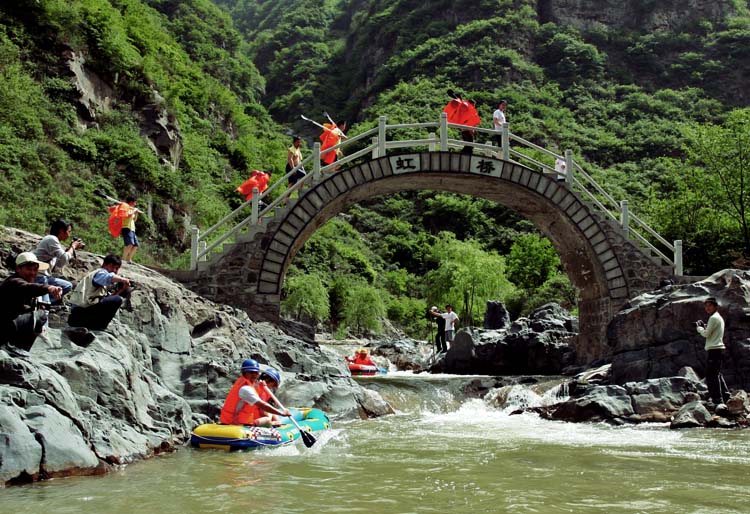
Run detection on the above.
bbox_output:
[492,100,508,148]
[286,135,306,195]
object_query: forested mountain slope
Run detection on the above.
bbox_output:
[0,0,287,265]
[2,0,750,338]
[211,0,750,335]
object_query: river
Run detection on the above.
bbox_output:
[2,372,749,514]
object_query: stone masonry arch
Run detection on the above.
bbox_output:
[179,152,672,364]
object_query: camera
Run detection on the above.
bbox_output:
[695,320,705,327]
[73,237,86,249]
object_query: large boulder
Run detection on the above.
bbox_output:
[608,270,750,390]
[434,303,577,374]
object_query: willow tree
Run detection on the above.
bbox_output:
[425,232,515,325]
[281,273,330,323]
[683,109,750,255]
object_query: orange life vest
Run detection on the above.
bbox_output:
[220,376,262,425]
[258,381,272,403]
[353,355,376,366]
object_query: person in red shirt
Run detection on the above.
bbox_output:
[346,348,376,367]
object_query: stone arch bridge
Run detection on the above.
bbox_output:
[172,116,682,364]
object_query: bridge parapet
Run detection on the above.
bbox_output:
[173,147,675,364]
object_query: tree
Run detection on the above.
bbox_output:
[425,232,515,325]
[682,108,750,255]
[506,234,560,290]
[281,273,329,323]
[341,284,387,336]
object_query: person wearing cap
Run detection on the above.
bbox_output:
[347,348,376,366]
[492,100,508,148]
[220,359,290,426]
[67,254,132,332]
[696,297,728,406]
[431,306,447,353]
[33,218,83,304]
[0,252,62,355]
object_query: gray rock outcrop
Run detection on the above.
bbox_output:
[432,303,577,375]
[608,270,750,391]
[0,227,388,486]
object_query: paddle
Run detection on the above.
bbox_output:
[261,383,317,448]
[300,114,327,131]
[94,189,145,214]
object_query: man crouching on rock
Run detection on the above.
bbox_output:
[67,254,132,334]
[220,359,290,426]
[0,252,62,357]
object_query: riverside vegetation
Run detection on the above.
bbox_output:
[2,0,750,338]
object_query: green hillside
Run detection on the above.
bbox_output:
[2,0,750,338]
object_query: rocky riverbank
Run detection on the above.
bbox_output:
[0,227,390,486]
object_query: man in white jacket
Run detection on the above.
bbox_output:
[696,297,728,406]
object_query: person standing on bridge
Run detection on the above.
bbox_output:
[492,100,508,148]
[286,135,306,196]
[696,297,729,407]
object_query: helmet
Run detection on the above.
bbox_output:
[240,358,260,373]
[357,348,368,355]
[261,367,281,386]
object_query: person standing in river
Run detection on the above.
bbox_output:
[696,297,729,406]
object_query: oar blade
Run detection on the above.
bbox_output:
[300,429,317,448]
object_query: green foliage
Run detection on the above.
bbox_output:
[341,283,387,336]
[425,233,515,325]
[506,234,561,290]
[281,273,330,323]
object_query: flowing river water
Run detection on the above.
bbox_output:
[3,370,750,513]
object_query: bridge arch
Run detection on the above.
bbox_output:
[183,152,671,364]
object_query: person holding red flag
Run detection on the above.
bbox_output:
[443,90,481,154]
[236,170,270,202]
[107,196,140,262]
[320,121,347,169]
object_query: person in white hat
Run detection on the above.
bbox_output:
[0,252,62,356]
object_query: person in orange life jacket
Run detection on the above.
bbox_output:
[346,348,376,367]
[254,367,284,427]
[219,359,290,426]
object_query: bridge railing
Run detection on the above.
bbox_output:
[190,113,682,275]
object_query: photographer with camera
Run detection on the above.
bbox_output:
[68,254,132,332]
[696,297,729,407]
[0,252,62,357]
[33,219,84,304]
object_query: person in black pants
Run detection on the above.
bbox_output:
[431,306,447,353]
[68,254,132,331]
[696,297,729,406]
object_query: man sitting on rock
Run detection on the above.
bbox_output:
[220,359,290,426]
[0,252,62,356]
[67,254,132,332]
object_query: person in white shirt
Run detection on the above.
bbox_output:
[432,304,459,345]
[33,218,84,303]
[696,297,728,406]
[492,100,508,147]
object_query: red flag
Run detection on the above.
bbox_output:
[237,170,269,201]
[443,99,480,127]
[107,202,130,238]
[319,123,341,165]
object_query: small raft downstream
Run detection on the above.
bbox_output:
[190,408,330,451]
